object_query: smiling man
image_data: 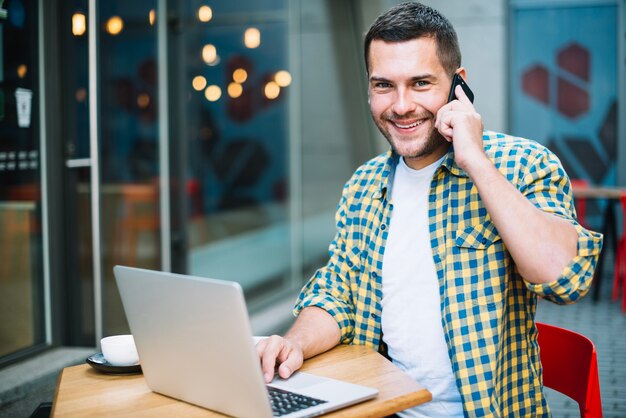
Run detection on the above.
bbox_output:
[257,2,603,417]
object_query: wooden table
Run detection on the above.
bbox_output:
[572,186,626,200]
[572,185,626,301]
[51,345,431,417]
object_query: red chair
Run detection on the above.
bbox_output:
[536,322,602,418]
[570,179,590,228]
[612,194,626,311]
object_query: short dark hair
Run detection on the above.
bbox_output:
[364,2,461,76]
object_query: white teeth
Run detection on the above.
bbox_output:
[394,119,423,129]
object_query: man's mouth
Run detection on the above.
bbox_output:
[391,118,426,129]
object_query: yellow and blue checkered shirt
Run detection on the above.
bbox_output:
[295,131,603,417]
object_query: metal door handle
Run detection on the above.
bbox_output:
[65,158,92,168]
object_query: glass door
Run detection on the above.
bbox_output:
[59,0,95,346]
[97,0,161,337]
[59,0,163,343]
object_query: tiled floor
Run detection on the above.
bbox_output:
[0,347,95,418]
[536,278,626,417]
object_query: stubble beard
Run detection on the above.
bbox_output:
[372,111,447,160]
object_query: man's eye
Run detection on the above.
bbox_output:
[415,80,429,87]
[375,82,391,88]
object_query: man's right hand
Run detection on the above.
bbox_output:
[256,335,304,383]
[255,306,341,383]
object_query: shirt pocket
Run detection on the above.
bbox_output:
[453,221,507,308]
[455,221,501,249]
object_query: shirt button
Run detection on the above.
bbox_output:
[481,238,488,244]
[372,272,378,278]
[347,260,353,267]
[381,224,387,230]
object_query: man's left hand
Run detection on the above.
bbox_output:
[435,85,486,173]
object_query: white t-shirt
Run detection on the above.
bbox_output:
[381,156,463,417]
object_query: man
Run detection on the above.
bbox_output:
[257,2,603,417]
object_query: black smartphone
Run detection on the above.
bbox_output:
[447,73,474,103]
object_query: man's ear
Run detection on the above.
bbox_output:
[457,67,468,82]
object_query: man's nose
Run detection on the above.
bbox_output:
[391,89,417,116]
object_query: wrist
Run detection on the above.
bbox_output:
[284,332,306,355]
[457,149,491,176]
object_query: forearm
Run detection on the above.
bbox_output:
[466,156,578,283]
[285,306,341,359]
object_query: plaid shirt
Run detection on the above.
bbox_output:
[295,131,603,417]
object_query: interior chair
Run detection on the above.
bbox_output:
[536,322,602,418]
[611,193,626,311]
[113,183,160,266]
[570,178,590,228]
[1,184,39,280]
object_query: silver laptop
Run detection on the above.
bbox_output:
[113,265,378,418]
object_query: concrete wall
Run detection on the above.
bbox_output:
[418,0,508,132]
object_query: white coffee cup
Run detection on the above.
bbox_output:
[100,335,139,366]
[15,88,33,128]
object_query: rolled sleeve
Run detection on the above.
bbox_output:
[524,223,603,304]
[518,145,604,303]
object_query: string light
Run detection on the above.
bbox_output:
[106,16,124,35]
[232,68,248,83]
[227,82,243,98]
[17,65,27,79]
[274,70,292,87]
[202,44,218,65]
[205,85,222,102]
[72,12,86,36]
[137,93,150,109]
[244,28,261,49]
[264,81,280,100]
[192,76,207,91]
[198,6,212,22]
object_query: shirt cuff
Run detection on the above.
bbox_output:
[524,225,603,304]
[293,294,355,344]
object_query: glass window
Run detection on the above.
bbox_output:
[0,0,46,362]
[182,1,293,301]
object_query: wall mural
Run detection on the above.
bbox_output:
[511,4,618,225]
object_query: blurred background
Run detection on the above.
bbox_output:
[0,0,623,374]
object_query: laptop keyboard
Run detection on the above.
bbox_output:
[268,386,327,416]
